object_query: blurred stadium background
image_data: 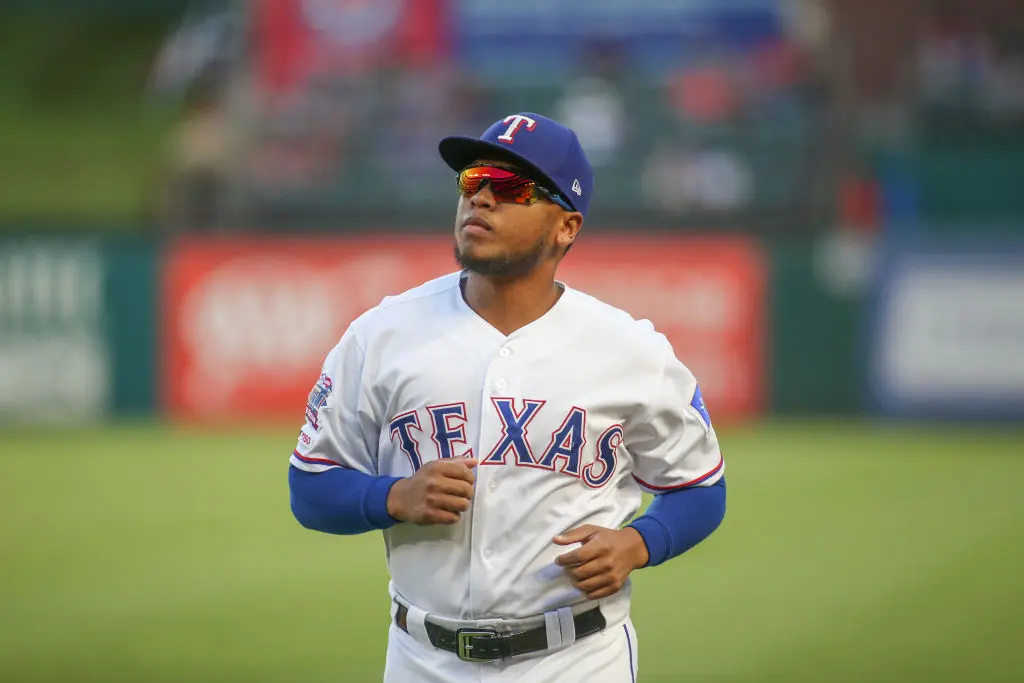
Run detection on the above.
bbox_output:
[1,1,1022,682]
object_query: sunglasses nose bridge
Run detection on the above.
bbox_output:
[467,180,497,206]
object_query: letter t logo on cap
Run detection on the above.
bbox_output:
[497,115,538,143]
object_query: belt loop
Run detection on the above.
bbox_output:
[406,604,431,647]
[556,606,576,648]
[544,610,563,650]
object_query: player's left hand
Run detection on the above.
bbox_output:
[553,525,650,600]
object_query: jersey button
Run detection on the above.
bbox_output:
[483,549,493,559]
[488,481,497,492]
[496,378,508,391]
[499,347,511,358]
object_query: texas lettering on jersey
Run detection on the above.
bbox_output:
[388,399,619,488]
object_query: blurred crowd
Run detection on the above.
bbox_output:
[914,3,1024,127]
[147,0,1024,233]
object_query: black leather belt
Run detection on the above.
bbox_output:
[394,602,606,662]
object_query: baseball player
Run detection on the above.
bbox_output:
[289,113,727,682]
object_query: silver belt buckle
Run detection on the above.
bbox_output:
[456,627,500,662]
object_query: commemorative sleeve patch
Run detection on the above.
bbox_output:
[305,373,334,431]
[689,384,712,434]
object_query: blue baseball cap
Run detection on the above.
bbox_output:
[439,113,594,217]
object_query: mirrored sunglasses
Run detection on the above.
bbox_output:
[457,165,573,211]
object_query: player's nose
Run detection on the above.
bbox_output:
[469,182,497,209]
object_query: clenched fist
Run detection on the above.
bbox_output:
[386,457,477,525]
[554,525,650,600]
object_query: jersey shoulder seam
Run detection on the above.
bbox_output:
[349,274,461,344]
[565,287,663,344]
[372,273,461,312]
[350,272,462,348]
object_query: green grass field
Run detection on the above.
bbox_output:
[1,420,1022,683]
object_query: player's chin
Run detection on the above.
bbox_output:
[454,243,503,270]
[456,230,498,254]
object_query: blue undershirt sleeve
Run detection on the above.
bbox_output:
[627,476,726,567]
[289,465,403,535]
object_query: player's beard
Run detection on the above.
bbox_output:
[454,232,550,278]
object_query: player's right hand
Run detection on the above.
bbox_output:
[385,457,477,525]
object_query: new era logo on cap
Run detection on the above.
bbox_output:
[438,112,595,217]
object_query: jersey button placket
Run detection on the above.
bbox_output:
[469,368,500,616]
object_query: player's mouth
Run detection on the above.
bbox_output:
[461,215,494,236]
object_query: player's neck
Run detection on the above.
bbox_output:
[462,270,563,337]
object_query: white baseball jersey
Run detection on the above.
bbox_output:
[290,271,724,628]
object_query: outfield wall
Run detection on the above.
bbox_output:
[2,232,1020,424]
[0,237,158,421]
[866,241,1024,419]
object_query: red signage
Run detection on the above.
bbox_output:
[161,235,766,423]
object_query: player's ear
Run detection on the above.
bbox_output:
[556,212,583,252]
